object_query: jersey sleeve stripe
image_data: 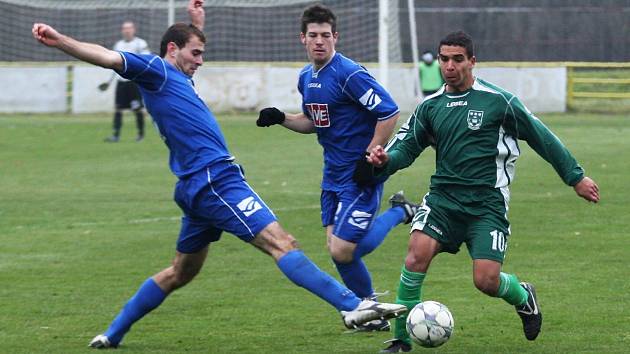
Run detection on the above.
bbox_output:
[413,113,426,148]
[299,67,311,77]
[128,55,158,81]
[474,79,510,104]
[377,109,400,121]
[117,51,128,74]
[340,68,368,94]
[127,55,168,93]
[155,59,168,93]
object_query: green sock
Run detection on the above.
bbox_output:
[497,272,528,306]
[393,266,426,345]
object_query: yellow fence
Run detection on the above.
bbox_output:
[480,61,630,113]
[566,62,630,112]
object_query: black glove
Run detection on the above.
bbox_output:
[352,152,376,187]
[257,107,286,127]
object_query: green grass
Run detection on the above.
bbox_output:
[0,112,628,353]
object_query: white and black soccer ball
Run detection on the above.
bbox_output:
[406,301,454,348]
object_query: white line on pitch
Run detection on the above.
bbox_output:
[67,204,321,227]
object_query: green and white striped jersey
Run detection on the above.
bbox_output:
[381,78,584,190]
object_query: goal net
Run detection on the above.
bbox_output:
[0,0,419,111]
[0,0,405,65]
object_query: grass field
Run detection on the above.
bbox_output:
[0,112,628,353]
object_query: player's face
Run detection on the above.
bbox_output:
[121,23,136,41]
[301,23,338,69]
[171,35,205,76]
[439,45,475,92]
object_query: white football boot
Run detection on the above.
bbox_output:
[88,334,115,349]
[340,300,407,329]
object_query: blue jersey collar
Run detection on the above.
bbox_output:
[312,51,337,78]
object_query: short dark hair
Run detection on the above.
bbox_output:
[301,4,337,34]
[439,31,474,58]
[159,23,206,57]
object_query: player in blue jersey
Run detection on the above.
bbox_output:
[32,0,406,349]
[257,4,419,332]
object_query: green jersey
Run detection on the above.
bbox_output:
[419,61,443,91]
[381,78,584,191]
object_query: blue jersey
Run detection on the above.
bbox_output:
[116,52,233,178]
[298,52,399,191]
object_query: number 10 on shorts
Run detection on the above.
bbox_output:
[490,230,506,252]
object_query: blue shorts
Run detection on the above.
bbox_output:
[320,183,383,243]
[174,162,277,253]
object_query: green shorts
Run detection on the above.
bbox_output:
[410,185,511,263]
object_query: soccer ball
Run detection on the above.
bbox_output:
[406,301,454,348]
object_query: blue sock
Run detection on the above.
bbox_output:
[355,206,405,258]
[334,258,374,299]
[277,250,361,311]
[104,278,167,345]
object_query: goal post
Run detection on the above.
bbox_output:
[378,0,389,90]
[168,0,175,26]
[406,0,422,99]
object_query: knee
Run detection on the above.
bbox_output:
[329,246,353,264]
[253,223,302,261]
[404,252,428,273]
[327,236,355,263]
[404,231,439,273]
[473,271,500,296]
[277,233,299,253]
[171,264,200,289]
[268,232,299,258]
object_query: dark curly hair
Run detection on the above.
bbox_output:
[301,4,337,34]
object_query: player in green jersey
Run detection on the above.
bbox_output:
[363,31,600,352]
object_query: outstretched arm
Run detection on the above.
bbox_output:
[257,108,315,134]
[506,97,585,186]
[188,0,205,30]
[505,98,599,203]
[32,23,122,71]
[282,112,316,133]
